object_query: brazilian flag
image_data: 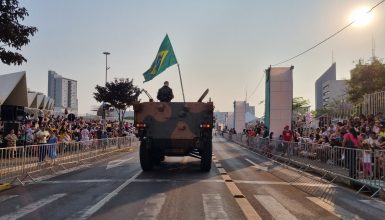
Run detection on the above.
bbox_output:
[143,34,177,82]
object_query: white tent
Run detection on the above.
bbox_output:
[42,96,49,110]
[0,71,28,107]
[47,98,54,110]
[27,92,38,108]
[36,94,44,109]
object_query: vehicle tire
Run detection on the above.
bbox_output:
[200,139,212,172]
[152,150,164,165]
[140,139,153,171]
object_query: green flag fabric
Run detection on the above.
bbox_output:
[143,34,177,82]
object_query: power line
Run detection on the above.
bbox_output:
[272,0,385,66]
[246,73,265,101]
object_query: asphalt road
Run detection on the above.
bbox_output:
[1,136,385,220]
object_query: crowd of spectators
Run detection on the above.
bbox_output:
[0,110,135,150]
[236,112,385,179]
[241,112,385,149]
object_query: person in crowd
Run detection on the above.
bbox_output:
[373,121,381,134]
[38,108,44,127]
[342,126,362,179]
[4,129,18,158]
[282,125,293,156]
[47,131,58,163]
[59,129,71,153]
[35,127,50,162]
[25,126,34,145]
[81,125,91,149]
[379,125,385,138]
[361,133,373,178]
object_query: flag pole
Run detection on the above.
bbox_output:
[177,63,186,102]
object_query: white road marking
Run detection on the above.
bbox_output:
[132,179,224,183]
[202,194,228,220]
[306,197,363,220]
[106,157,133,170]
[262,186,315,217]
[254,195,298,220]
[79,171,141,220]
[30,164,92,183]
[360,199,385,210]
[129,178,334,187]
[39,179,118,184]
[0,195,18,203]
[245,158,269,171]
[135,193,167,220]
[235,180,335,187]
[0,194,66,220]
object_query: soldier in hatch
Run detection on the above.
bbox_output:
[157,81,174,102]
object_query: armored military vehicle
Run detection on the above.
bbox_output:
[134,89,213,171]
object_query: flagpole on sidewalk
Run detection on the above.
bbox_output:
[177,63,186,102]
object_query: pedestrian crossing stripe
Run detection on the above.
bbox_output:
[255,195,298,220]
[135,193,166,220]
[202,194,229,220]
[0,195,18,203]
[306,197,363,220]
[0,194,66,220]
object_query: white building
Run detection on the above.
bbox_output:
[321,80,347,107]
[48,70,78,114]
[315,63,336,110]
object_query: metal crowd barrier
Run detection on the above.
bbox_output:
[0,136,137,185]
[224,133,385,198]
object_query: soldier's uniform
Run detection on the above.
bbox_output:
[157,84,174,102]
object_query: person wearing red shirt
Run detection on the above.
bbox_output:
[282,125,293,142]
[282,125,293,156]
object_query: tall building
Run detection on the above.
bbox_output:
[315,63,336,110]
[48,70,78,114]
[321,80,347,107]
[246,103,255,116]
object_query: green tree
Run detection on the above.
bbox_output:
[94,78,142,130]
[0,0,38,65]
[292,97,310,112]
[347,57,385,103]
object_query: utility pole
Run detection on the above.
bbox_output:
[103,52,110,84]
[102,52,110,119]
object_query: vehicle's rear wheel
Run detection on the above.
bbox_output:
[140,139,153,171]
[200,139,212,172]
[152,154,162,165]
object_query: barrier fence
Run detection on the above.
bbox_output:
[0,136,137,185]
[324,90,385,120]
[224,133,385,198]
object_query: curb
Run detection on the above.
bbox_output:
[0,183,12,192]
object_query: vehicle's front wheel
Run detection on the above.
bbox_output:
[140,139,153,171]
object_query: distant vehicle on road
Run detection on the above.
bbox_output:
[134,89,214,171]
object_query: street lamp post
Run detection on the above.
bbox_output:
[103,52,110,84]
[102,52,110,119]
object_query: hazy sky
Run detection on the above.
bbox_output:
[1,0,384,116]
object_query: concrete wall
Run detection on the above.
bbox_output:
[226,112,234,130]
[269,67,293,138]
[234,101,246,133]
